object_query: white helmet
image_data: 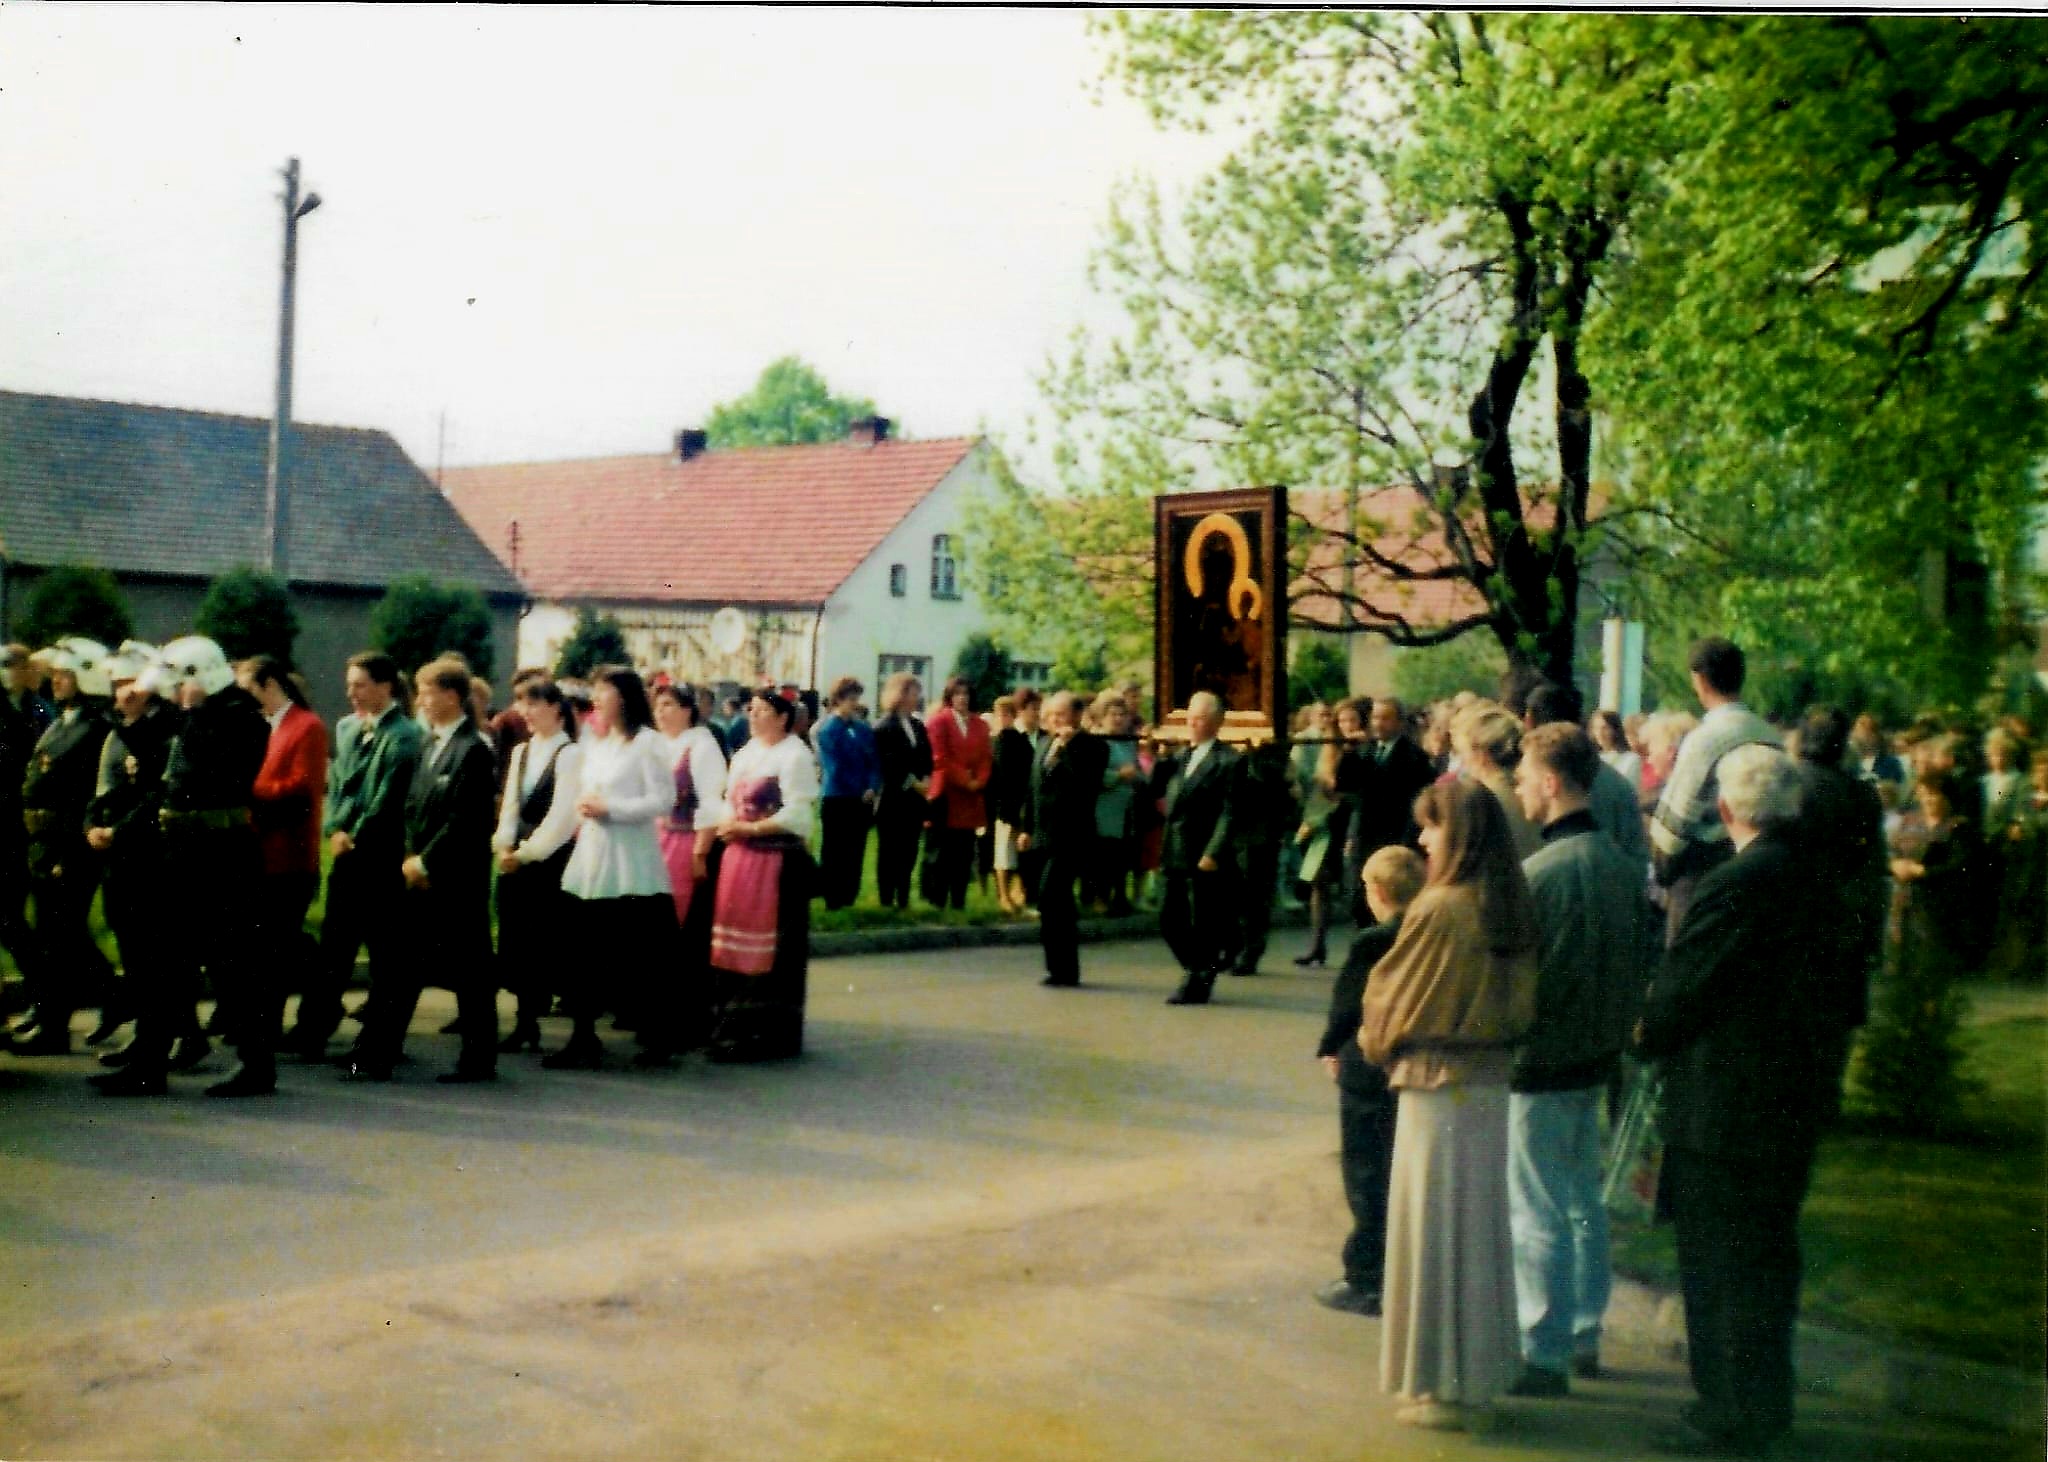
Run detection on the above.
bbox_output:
[41,637,113,698]
[105,640,159,688]
[149,635,235,697]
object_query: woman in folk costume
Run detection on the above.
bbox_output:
[490,678,582,1054]
[1360,778,1539,1435]
[549,665,675,1071]
[703,688,819,1063]
[651,682,728,927]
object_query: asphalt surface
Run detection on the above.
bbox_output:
[0,933,2034,1460]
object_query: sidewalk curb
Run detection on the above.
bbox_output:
[1603,1275,2043,1435]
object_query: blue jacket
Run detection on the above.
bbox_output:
[816,713,881,800]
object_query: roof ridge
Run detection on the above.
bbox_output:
[444,434,980,473]
[0,386,394,440]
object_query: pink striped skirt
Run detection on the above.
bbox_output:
[710,840,784,976]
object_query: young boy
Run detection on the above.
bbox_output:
[1313,843,1426,1316]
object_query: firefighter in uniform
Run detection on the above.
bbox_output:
[92,637,268,1096]
[11,638,115,1055]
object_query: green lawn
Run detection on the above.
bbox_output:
[1611,991,2048,1374]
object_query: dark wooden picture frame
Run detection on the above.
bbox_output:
[1152,485,1287,745]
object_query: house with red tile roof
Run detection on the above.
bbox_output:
[441,419,1048,699]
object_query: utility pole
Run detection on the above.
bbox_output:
[264,157,321,581]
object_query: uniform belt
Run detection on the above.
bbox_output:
[160,807,252,831]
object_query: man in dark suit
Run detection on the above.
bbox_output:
[1791,705,1887,1113]
[347,658,499,1083]
[1636,744,1830,1457]
[1154,692,1239,1006]
[1014,691,1107,988]
[287,652,423,1058]
[1227,737,1293,975]
[1313,843,1425,1317]
[1342,697,1435,924]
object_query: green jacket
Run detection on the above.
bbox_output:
[323,704,424,856]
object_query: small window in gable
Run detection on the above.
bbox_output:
[889,563,908,598]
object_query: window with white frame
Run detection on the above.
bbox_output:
[877,653,932,698]
[930,534,959,600]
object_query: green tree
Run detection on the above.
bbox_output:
[705,357,884,448]
[15,564,134,649]
[553,607,631,681]
[195,566,300,665]
[370,577,495,681]
[1391,635,1510,709]
[949,632,1014,711]
[1043,14,1679,688]
[1287,638,1351,711]
[1592,18,2048,713]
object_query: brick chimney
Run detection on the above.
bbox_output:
[847,416,891,447]
[676,428,709,462]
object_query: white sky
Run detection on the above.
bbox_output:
[0,4,1231,473]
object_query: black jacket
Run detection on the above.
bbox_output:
[86,704,181,873]
[1346,736,1435,854]
[1015,730,1109,860]
[1317,916,1401,1099]
[1154,740,1239,872]
[1231,740,1296,847]
[1793,761,1887,1032]
[1636,829,1832,1162]
[405,720,499,902]
[991,725,1036,827]
[23,702,112,877]
[161,686,269,814]
[875,715,933,811]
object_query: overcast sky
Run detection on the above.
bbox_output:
[0,5,1230,474]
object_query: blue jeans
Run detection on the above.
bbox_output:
[1508,1087,1611,1371]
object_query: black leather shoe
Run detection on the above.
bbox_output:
[1165,972,1216,1006]
[540,1041,604,1071]
[205,1069,277,1098]
[498,1024,543,1054]
[90,1066,167,1096]
[98,1043,137,1068]
[166,1035,212,1072]
[436,1066,498,1084]
[1292,951,1327,968]
[1040,975,1080,988]
[1314,1279,1381,1316]
[9,1024,71,1056]
[1506,1364,1569,1398]
[84,1011,132,1046]
[338,1059,394,1083]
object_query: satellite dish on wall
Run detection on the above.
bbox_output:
[710,606,747,657]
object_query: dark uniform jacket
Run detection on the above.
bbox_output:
[86,704,181,877]
[22,702,111,879]
[1636,829,1830,1163]
[160,687,270,816]
[1317,915,1402,1099]
[1155,739,1239,872]
[1015,730,1109,859]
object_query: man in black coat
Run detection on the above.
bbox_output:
[1313,844,1425,1317]
[1791,705,1887,1113]
[1342,697,1435,924]
[1013,691,1108,988]
[1227,738,1293,975]
[348,658,500,1083]
[1636,744,1831,1456]
[93,637,269,1095]
[1153,692,1239,1006]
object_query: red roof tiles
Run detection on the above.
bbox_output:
[441,437,980,608]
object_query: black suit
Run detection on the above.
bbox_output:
[1155,739,1240,983]
[21,703,114,1032]
[1792,761,1887,1107]
[1016,730,1108,985]
[357,721,499,1076]
[1341,735,1434,923]
[1316,916,1401,1292]
[874,715,932,910]
[1636,828,1830,1448]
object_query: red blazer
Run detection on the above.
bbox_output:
[927,710,992,832]
[251,703,329,876]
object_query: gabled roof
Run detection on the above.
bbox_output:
[440,436,982,608]
[0,390,522,597]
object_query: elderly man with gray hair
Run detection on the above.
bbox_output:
[1635,744,1828,1457]
[1152,692,1240,1005]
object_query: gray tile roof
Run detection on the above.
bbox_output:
[0,390,522,597]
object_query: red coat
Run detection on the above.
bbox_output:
[927,710,993,832]
[251,703,329,876]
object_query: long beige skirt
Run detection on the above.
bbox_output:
[1379,1083,1521,1404]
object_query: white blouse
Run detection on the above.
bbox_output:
[559,726,674,901]
[725,733,820,843]
[493,732,584,864]
[661,724,730,828]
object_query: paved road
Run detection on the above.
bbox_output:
[0,934,2032,1460]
